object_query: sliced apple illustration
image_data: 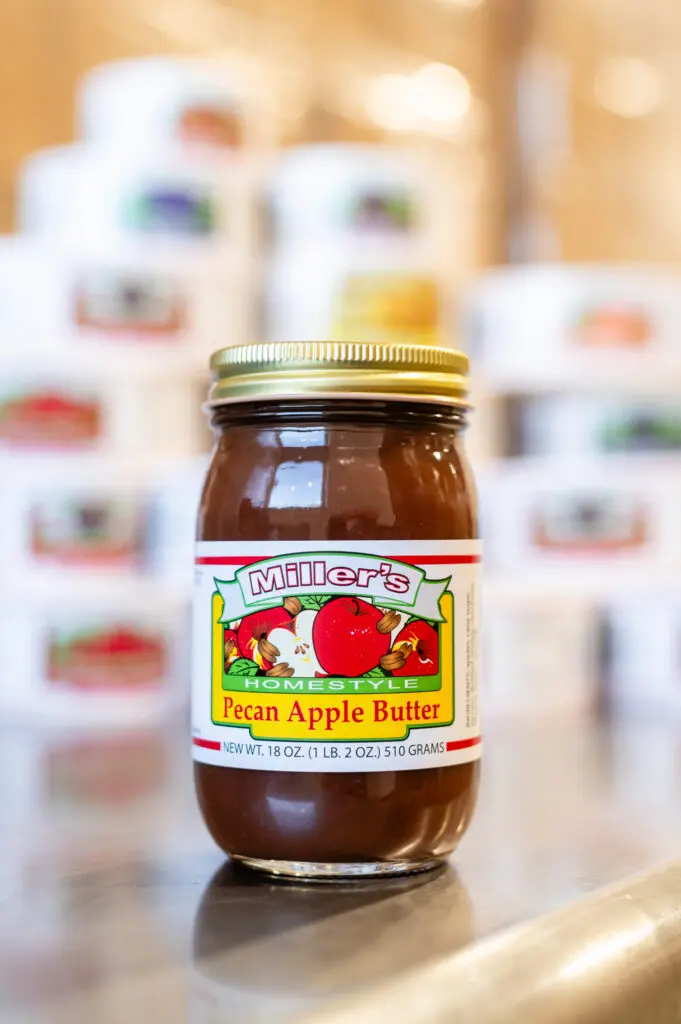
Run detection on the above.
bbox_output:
[268,610,323,678]
[237,607,294,670]
[313,597,390,677]
[382,620,439,676]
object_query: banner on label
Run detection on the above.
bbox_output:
[216,552,450,623]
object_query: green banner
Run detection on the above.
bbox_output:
[216,551,450,624]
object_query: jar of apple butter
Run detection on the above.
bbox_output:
[193,341,481,880]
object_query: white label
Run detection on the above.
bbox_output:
[192,540,481,772]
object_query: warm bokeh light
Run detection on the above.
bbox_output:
[594,57,664,118]
[366,63,471,133]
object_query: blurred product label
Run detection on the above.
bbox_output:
[333,274,439,345]
[600,410,681,452]
[73,270,187,337]
[519,396,681,457]
[43,733,166,807]
[346,189,417,233]
[46,624,168,691]
[571,302,652,348]
[123,186,218,236]
[0,388,102,449]
[30,497,145,567]
[177,104,243,149]
[532,492,647,552]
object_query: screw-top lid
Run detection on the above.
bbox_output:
[208,341,469,407]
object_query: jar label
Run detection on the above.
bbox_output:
[123,187,217,236]
[30,496,144,567]
[0,387,102,450]
[177,105,243,149]
[73,270,187,338]
[192,541,481,772]
[47,624,167,691]
[571,302,652,348]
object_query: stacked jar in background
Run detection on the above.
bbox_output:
[0,57,260,724]
[467,264,681,722]
[264,143,477,350]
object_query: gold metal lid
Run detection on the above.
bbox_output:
[208,341,469,407]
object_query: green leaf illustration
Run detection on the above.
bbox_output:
[227,657,259,676]
[363,665,388,678]
[299,594,332,611]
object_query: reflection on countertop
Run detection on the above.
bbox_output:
[2,718,681,1022]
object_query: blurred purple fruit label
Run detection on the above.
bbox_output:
[348,189,416,232]
[124,186,218,236]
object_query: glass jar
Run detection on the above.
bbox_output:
[192,341,481,880]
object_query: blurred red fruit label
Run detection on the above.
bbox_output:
[571,303,652,348]
[177,105,243,148]
[192,542,481,772]
[47,625,167,691]
[0,388,102,449]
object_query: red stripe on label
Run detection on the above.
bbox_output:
[396,555,481,565]
[446,737,482,752]
[193,737,221,751]
[195,554,481,566]
[195,556,262,565]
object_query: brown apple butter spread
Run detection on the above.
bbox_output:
[192,341,480,880]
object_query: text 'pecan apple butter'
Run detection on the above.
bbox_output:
[193,340,481,880]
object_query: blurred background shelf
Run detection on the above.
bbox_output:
[0,0,679,752]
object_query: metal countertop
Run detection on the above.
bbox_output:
[3,719,681,1022]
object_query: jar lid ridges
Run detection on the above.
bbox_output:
[208,341,469,407]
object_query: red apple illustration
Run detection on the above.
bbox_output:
[223,628,239,670]
[312,597,390,677]
[237,607,294,670]
[390,621,439,676]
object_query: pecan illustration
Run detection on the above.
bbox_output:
[266,662,295,677]
[377,610,400,634]
[283,596,302,615]
[258,637,280,663]
[224,637,236,658]
[380,642,411,672]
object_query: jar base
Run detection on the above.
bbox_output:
[232,854,444,882]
